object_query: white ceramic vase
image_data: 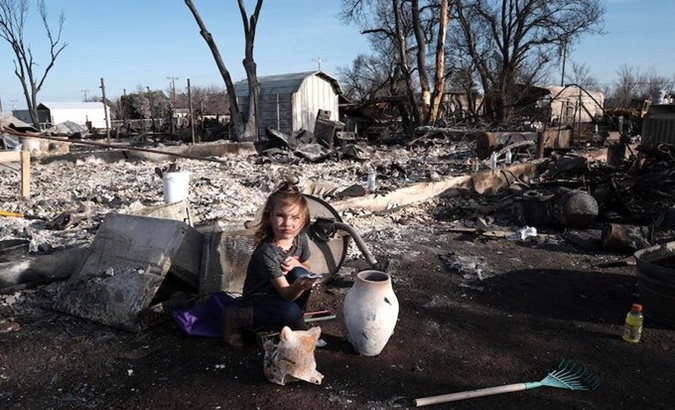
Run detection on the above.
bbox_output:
[343,270,399,356]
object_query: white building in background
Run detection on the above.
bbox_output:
[546,85,605,124]
[12,101,111,130]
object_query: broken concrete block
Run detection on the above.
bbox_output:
[54,214,203,331]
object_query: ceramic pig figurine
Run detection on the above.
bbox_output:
[263,326,324,385]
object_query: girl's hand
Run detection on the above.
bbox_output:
[280,256,301,274]
[295,277,317,291]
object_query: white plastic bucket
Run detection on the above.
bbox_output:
[22,137,40,152]
[162,171,190,204]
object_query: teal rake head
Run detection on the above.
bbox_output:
[526,359,602,391]
[414,359,602,407]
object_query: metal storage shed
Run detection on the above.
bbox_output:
[234,71,342,136]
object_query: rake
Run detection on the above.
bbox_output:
[414,359,601,407]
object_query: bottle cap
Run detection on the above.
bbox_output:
[632,303,643,312]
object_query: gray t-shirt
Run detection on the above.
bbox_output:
[242,232,311,296]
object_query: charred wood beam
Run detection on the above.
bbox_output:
[1,128,229,164]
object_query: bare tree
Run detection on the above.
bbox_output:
[445,63,482,119]
[451,0,604,124]
[175,84,229,116]
[338,53,399,101]
[609,64,644,109]
[565,61,600,91]
[391,0,422,129]
[640,68,674,103]
[607,65,675,109]
[428,0,448,124]
[184,0,262,142]
[0,0,67,129]
[340,0,449,132]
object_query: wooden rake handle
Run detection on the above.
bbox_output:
[414,382,530,407]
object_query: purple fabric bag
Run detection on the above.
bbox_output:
[172,292,238,338]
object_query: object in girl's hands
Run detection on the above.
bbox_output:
[300,271,323,279]
[263,326,324,385]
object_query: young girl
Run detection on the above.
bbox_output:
[223,178,318,346]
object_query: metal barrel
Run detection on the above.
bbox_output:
[634,241,675,328]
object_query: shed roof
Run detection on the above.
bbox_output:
[234,71,342,96]
[38,102,109,110]
[545,85,604,101]
[645,104,675,115]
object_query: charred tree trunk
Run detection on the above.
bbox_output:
[185,0,263,142]
[427,0,448,125]
[185,0,245,138]
[237,0,264,142]
[410,0,430,121]
[392,0,422,128]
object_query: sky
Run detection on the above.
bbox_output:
[1,0,674,111]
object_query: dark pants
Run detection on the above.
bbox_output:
[245,267,312,332]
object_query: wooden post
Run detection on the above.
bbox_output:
[100,78,110,146]
[536,132,545,159]
[20,151,30,198]
[0,150,30,198]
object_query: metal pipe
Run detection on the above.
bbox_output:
[332,221,378,266]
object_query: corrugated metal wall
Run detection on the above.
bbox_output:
[236,72,340,136]
[293,75,339,133]
[642,106,675,146]
[258,92,293,134]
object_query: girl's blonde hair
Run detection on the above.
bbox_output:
[255,177,310,243]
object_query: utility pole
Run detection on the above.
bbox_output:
[81,89,90,101]
[166,76,179,137]
[147,86,156,133]
[560,37,568,87]
[100,78,110,146]
[166,76,179,106]
[122,89,127,126]
[187,78,195,144]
